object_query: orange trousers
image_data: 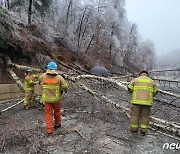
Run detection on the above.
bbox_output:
[44,101,61,134]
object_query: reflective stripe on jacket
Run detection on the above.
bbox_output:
[128,76,158,106]
[42,78,60,102]
[40,73,68,103]
[24,74,39,91]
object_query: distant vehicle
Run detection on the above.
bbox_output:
[89,66,108,76]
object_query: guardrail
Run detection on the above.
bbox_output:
[153,78,180,88]
[0,84,41,101]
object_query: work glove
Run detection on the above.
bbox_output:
[61,90,64,95]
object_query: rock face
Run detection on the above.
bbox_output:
[90,66,108,76]
[0,6,30,64]
[0,6,73,69]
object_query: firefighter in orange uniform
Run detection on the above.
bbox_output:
[39,61,68,134]
[24,68,39,109]
[127,70,158,135]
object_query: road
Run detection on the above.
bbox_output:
[0,77,179,154]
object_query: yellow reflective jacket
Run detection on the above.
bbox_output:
[128,75,158,106]
[39,71,68,103]
[24,74,39,91]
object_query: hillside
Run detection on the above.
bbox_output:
[0,0,157,83]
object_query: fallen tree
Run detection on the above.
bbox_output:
[74,75,180,99]
[0,99,24,114]
[67,74,180,137]
[11,63,42,72]
[3,62,180,138]
[7,68,24,91]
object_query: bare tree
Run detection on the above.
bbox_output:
[76,6,89,56]
[28,0,32,25]
[109,23,114,60]
[64,0,73,38]
[6,0,10,9]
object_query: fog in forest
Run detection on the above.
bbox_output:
[125,0,180,69]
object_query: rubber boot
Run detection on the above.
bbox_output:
[31,102,37,108]
[24,105,28,110]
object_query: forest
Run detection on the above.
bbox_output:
[0,0,156,73]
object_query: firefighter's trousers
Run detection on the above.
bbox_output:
[130,104,150,133]
[24,90,35,107]
[44,101,61,134]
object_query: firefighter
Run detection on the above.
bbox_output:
[24,68,39,109]
[39,61,68,134]
[127,70,158,135]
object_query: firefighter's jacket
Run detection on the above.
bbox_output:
[128,75,158,106]
[39,70,68,103]
[24,74,39,91]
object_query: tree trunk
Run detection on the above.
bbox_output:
[7,68,24,91]
[28,0,33,25]
[11,63,42,72]
[84,34,95,54]
[76,7,88,60]
[6,0,10,9]
[109,24,114,60]
[64,0,72,38]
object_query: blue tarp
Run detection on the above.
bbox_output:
[90,66,108,76]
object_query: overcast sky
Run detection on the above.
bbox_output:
[125,0,180,57]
